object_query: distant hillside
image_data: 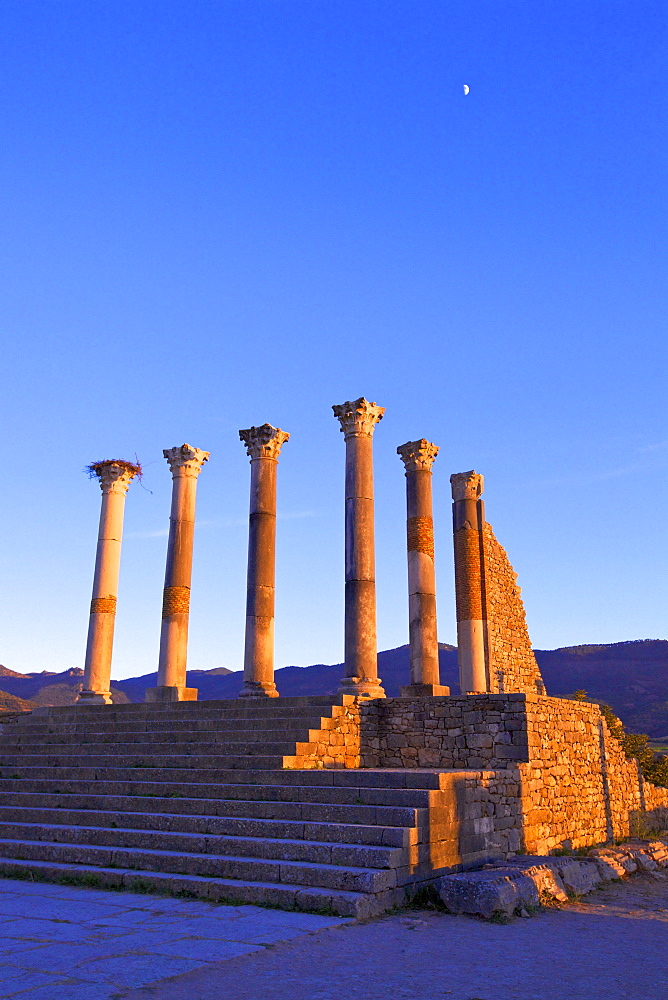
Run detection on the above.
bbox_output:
[111,640,668,736]
[0,666,36,680]
[109,647,459,704]
[534,640,668,737]
[0,691,34,712]
[1,640,666,736]
[0,666,128,707]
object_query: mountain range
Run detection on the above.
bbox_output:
[0,640,666,737]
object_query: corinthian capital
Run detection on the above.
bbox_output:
[397,439,439,473]
[88,460,140,495]
[239,424,290,460]
[332,397,385,437]
[163,444,210,477]
[450,471,484,502]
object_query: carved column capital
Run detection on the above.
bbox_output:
[450,471,484,502]
[163,444,210,477]
[332,397,385,437]
[239,424,290,460]
[397,439,439,473]
[89,460,140,495]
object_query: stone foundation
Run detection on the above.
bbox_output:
[284,693,668,855]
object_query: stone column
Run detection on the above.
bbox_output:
[332,397,385,698]
[146,444,209,703]
[397,441,450,697]
[238,424,290,698]
[451,471,488,694]
[78,461,140,705]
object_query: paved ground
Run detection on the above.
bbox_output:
[0,879,350,998]
[0,875,666,999]
[121,873,668,1000]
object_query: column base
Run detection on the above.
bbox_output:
[239,681,279,698]
[399,683,450,698]
[76,690,113,706]
[338,677,385,699]
[145,686,198,703]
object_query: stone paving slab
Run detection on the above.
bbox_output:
[0,878,350,998]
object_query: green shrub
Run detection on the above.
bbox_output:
[570,692,668,788]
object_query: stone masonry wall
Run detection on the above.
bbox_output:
[286,694,668,857]
[409,770,524,870]
[519,695,668,853]
[481,523,545,696]
[283,699,362,769]
[358,695,528,770]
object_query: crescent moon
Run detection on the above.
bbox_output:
[463,85,470,95]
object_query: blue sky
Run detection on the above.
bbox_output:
[0,0,665,679]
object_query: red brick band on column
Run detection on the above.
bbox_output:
[90,597,117,615]
[162,585,191,619]
[407,516,435,560]
[454,528,483,621]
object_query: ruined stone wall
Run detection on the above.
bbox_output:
[519,696,668,854]
[481,524,545,696]
[289,694,668,855]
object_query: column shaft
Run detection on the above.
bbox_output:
[157,472,196,689]
[344,434,377,683]
[239,424,289,698]
[147,444,209,703]
[79,461,139,706]
[397,440,449,697]
[451,472,488,694]
[243,459,278,696]
[333,398,385,698]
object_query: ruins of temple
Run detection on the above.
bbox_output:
[0,397,666,917]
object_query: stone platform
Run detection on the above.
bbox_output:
[2,694,667,918]
[0,698,511,918]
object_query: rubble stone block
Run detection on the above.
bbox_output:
[554,859,602,895]
[438,870,539,918]
[591,856,627,880]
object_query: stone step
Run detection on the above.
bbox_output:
[0,821,404,869]
[25,696,348,723]
[2,728,327,748]
[0,740,310,769]
[40,694,345,711]
[0,838,398,893]
[0,774,433,806]
[0,786,423,827]
[6,713,342,737]
[0,805,410,847]
[0,733,310,767]
[0,857,387,918]
[0,766,445,789]
[0,755,289,772]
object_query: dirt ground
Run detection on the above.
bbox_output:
[122,872,668,1000]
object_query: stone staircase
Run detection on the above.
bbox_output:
[0,697,454,918]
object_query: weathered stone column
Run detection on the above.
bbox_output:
[238,424,290,698]
[397,441,450,697]
[333,397,385,698]
[146,444,209,703]
[451,471,488,694]
[78,460,140,705]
